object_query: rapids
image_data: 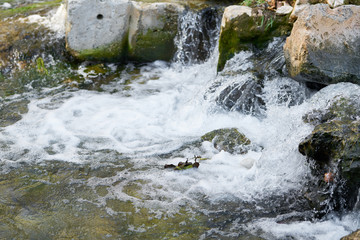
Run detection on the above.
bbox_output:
[0,4,359,239]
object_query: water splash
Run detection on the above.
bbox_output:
[174,7,221,64]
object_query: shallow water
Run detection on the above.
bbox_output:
[0,5,359,240]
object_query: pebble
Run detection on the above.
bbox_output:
[1,2,12,9]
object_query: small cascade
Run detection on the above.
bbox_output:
[205,37,311,117]
[173,7,221,64]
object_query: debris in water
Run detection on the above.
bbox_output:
[324,172,334,183]
[164,156,201,170]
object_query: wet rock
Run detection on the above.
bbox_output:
[216,77,266,116]
[284,4,360,89]
[201,128,251,154]
[0,100,29,127]
[128,2,184,62]
[299,97,360,214]
[217,5,292,71]
[341,229,360,240]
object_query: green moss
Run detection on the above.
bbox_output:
[75,34,129,62]
[218,10,292,71]
[128,28,177,62]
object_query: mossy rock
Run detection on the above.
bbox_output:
[217,7,292,71]
[299,97,360,213]
[201,128,251,154]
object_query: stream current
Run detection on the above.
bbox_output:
[0,5,359,239]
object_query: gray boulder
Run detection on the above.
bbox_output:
[284,4,360,88]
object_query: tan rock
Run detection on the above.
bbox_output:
[341,229,360,240]
[284,4,360,87]
[221,5,252,28]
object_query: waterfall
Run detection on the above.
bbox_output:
[173,7,221,64]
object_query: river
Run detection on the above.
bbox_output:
[0,4,359,239]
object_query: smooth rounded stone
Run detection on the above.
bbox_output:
[240,158,255,169]
[276,5,293,15]
[220,5,252,28]
[128,2,184,62]
[65,0,131,61]
[327,0,345,7]
[284,4,360,88]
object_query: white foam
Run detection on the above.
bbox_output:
[249,212,360,240]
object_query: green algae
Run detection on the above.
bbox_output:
[0,161,209,239]
[74,35,129,62]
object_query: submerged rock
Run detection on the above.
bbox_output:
[201,128,251,154]
[284,4,360,89]
[299,96,360,214]
[216,77,266,116]
[0,100,29,127]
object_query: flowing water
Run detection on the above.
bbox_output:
[0,4,359,240]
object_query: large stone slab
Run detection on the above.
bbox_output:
[284,4,360,88]
[65,0,131,61]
